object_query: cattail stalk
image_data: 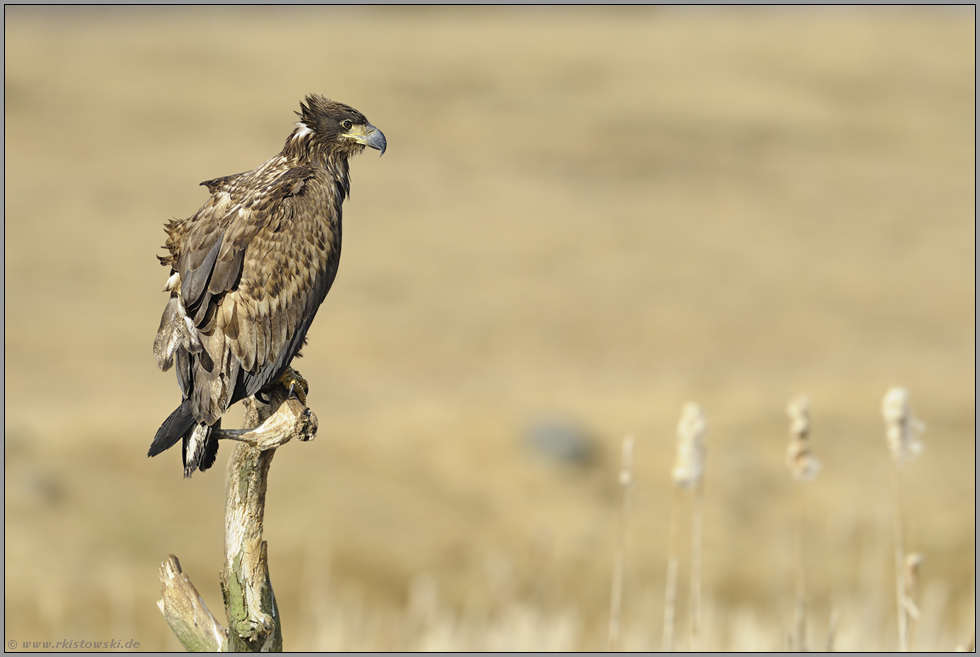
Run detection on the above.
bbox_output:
[664,403,707,651]
[662,486,681,652]
[793,483,807,651]
[786,394,819,651]
[609,435,634,651]
[903,552,923,650]
[689,475,704,651]
[890,460,909,652]
[826,608,839,652]
[882,386,924,652]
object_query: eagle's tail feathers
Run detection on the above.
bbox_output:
[180,420,220,479]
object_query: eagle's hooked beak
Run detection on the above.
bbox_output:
[346,123,387,156]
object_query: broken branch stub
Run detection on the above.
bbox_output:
[157,555,227,652]
[213,392,317,449]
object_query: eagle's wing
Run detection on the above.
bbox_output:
[155,164,339,426]
[200,172,247,194]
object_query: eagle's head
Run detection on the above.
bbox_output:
[294,94,386,158]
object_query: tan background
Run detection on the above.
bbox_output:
[4,6,975,650]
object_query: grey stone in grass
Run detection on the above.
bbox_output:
[524,414,597,466]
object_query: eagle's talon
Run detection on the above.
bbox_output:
[277,367,308,405]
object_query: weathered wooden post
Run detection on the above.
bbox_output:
[157,379,317,652]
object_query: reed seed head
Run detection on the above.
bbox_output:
[882,387,924,464]
[786,394,820,481]
[619,435,635,487]
[904,552,924,590]
[672,402,706,488]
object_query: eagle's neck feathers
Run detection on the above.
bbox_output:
[292,121,313,139]
[281,125,352,199]
[282,122,324,162]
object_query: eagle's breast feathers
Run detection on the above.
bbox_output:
[155,156,342,426]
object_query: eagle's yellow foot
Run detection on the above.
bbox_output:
[277,366,309,405]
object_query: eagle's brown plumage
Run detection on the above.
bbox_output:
[150,94,385,477]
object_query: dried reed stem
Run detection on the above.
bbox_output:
[662,485,681,652]
[890,460,909,652]
[785,394,818,651]
[689,476,704,651]
[903,552,923,650]
[663,403,707,651]
[882,386,924,652]
[608,435,634,651]
[826,607,839,652]
[792,483,808,651]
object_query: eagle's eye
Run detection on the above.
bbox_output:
[341,119,353,130]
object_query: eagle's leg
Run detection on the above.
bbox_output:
[277,365,309,405]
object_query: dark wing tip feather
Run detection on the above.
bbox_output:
[149,400,195,457]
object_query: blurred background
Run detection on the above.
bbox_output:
[4,6,975,651]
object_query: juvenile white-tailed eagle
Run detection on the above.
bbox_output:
[150,94,385,477]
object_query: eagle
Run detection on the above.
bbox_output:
[149,94,385,477]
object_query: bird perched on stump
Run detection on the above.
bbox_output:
[150,94,386,477]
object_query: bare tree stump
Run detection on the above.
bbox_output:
[157,380,317,652]
[158,555,226,652]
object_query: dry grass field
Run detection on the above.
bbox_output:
[4,6,975,651]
